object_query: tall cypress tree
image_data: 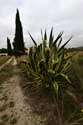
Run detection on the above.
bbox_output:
[7,37,12,55]
[13,9,25,56]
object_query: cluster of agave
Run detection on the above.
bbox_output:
[26,28,72,96]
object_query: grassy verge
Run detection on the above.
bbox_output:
[0,56,10,66]
[68,51,83,90]
[0,65,13,84]
[63,51,83,122]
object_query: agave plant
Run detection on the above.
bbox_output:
[27,28,72,95]
[24,28,73,124]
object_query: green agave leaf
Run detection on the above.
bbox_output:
[53,32,63,47]
[48,69,55,74]
[62,61,71,73]
[42,30,47,59]
[64,53,76,62]
[42,43,45,59]
[44,29,47,41]
[28,32,37,47]
[31,72,40,77]
[60,73,71,83]
[26,64,35,75]
[58,36,72,52]
[57,37,62,48]
[64,55,73,62]
[45,48,50,67]
[41,29,43,40]
[53,81,59,94]
[49,27,53,48]
[56,49,64,73]
[37,44,42,60]
[43,40,47,49]
[66,90,76,100]
[29,48,36,71]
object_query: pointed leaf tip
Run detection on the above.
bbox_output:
[28,32,37,47]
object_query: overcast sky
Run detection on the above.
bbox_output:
[0,0,83,48]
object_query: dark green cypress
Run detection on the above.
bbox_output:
[7,37,12,55]
[13,9,25,56]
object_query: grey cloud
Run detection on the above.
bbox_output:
[0,0,83,48]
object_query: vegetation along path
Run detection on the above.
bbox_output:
[0,57,56,125]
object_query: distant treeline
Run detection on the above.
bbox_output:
[66,46,83,52]
[0,46,83,54]
[0,48,7,53]
[0,48,14,54]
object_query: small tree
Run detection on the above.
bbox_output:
[7,37,12,55]
[13,9,25,56]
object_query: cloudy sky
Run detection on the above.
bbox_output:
[0,0,83,48]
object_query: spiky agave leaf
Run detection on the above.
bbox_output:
[53,32,63,47]
[57,37,62,48]
[49,27,54,48]
[41,30,47,58]
[53,81,59,94]
[41,29,43,40]
[45,48,50,67]
[58,36,72,52]
[28,32,37,47]
[55,49,65,73]
[60,73,71,83]
[28,47,36,71]
[44,29,47,41]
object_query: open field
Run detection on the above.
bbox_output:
[68,51,83,86]
[62,51,83,121]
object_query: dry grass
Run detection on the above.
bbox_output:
[67,50,83,55]
[0,65,13,84]
[0,56,10,66]
[16,55,28,64]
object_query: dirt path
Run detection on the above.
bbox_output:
[0,57,37,125]
[0,57,14,71]
[0,57,56,125]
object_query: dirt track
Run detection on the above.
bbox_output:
[0,57,38,125]
[0,57,56,125]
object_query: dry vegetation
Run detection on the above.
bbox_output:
[0,56,10,66]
